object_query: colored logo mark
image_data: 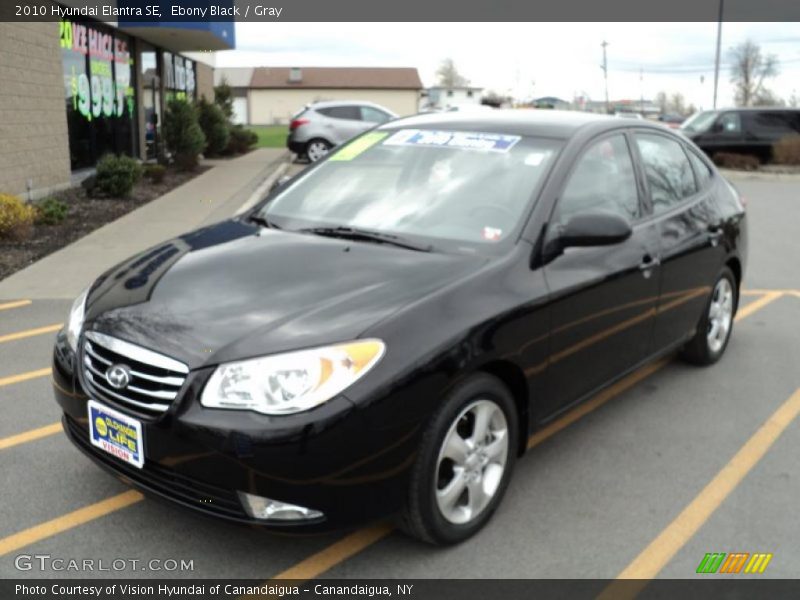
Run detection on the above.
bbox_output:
[696,552,773,574]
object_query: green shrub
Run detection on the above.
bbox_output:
[226,124,259,155]
[144,164,167,184]
[214,78,235,121]
[773,135,800,165]
[164,99,206,170]
[95,154,143,197]
[711,152,760,171]
[36,197,70,225]
[197,98,230,157]
[0,193,37,241]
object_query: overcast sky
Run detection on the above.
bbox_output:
[215,22,800,109]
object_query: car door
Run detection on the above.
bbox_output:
[541,132,660,417]
[318,105,366,145]
[697,111,744,156]
[632,131,727,351]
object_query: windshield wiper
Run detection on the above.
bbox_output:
[247,214,280,229]
[297,226,433,252]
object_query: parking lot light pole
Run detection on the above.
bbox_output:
[601,40,610,114]
[712,0,724,109]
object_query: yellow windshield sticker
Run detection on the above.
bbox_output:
[329,131,388,161]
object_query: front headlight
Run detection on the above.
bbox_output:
[201,339,386,415]
[66,285,90,352]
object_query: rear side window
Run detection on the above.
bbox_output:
[687,149,713,188]
[635,133,697,215]
[318,105,361,120]
[554,133,639,224]
[745,111,800,139]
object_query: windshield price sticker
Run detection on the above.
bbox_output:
[384,129,521,153]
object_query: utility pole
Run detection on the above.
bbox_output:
[712,0,724,109]
[640,67,644,115]
[601,40,610,114]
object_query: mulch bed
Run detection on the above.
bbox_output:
[0,167,208,281]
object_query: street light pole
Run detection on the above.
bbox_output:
[712,0,724,109]
[601,40,609,113]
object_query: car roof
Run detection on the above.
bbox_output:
[381,109,658,139]
[310,100,389,110]
[707,107,800,113]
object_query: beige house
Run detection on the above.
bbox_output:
[244,67,423,125]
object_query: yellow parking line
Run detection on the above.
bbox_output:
[0,490,143,557]
[742,288,800,296]
[270,524,393,581]
[0,368,51,388]
[598,387,800,599]
[735,291,783,320]
[0,300,31,312]
[0,422,62,451]
[0,324,62,344]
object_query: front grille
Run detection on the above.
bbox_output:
[82,331,189,416]
[64,416,248,520]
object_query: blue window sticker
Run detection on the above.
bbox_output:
[384,129,521,153]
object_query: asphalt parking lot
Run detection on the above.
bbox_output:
[0,175,799,582]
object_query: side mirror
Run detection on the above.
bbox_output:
[559,211,633,249]
[269,174,291,193]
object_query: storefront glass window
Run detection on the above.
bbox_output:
[60,20,137,170]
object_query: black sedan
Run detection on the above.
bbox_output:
[53,111,747,545]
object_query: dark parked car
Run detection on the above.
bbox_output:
[54,111,747,545]
[680,107,800,162]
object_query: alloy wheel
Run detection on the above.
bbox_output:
[434,399,509,525]
[707,277,734,353]
[307,141,329,162]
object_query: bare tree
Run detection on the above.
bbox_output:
[655,91,691,115]
[729,39,779,107]
[669,93,687,115]
[654,91,669,114]
[436,58,470,88]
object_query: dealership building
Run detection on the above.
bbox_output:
[0,10,235,199]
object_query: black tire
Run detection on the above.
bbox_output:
[399,373,519,545]
[680,266,738,366]
[305,138,331,162]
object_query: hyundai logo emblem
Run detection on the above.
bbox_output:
[106,364,131,390]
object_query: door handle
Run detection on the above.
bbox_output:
[708,224,724,246]
[639,254,660,277]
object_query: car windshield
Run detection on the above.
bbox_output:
[681,111,718,133]
[259,129,561,253]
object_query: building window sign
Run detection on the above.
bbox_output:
[60,20,137,169]
[60,21,134,121]
[163,52,196,102]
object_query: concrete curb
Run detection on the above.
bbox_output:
[721,168,800,183]
[235,159,291,216]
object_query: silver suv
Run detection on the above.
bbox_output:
[287,101,398,162]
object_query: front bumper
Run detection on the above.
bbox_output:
[52,336,417,533]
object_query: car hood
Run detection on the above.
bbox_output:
[84,220,486,369]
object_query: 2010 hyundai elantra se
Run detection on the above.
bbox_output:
[53,111,746,545]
